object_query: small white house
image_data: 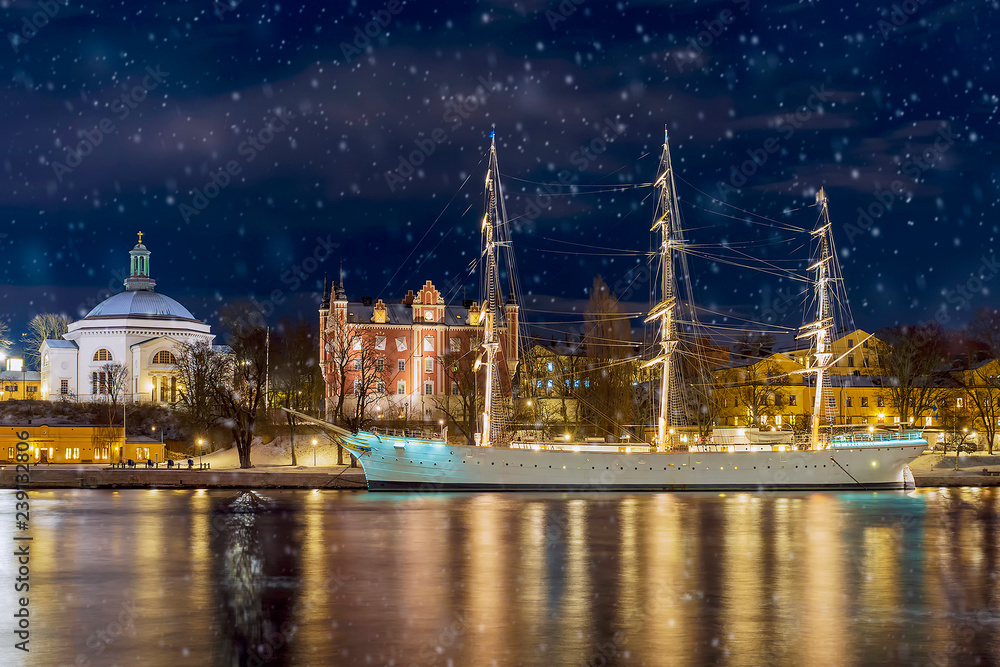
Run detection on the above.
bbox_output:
[40,234,214,403]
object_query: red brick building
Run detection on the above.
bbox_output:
[319,278,518,428]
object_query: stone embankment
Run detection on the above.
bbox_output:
[0,466,368,489]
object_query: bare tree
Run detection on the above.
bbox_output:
[273,321,324,465]
[963,309,1000,454]
[96,362,129,463]
[873,324,951,427]
[342,333,390,432]
[681,337,724,439]
[0,318,11,357]
[174,340,222,437]
[433,334,481,444]
[323,316,359,426]
[25,314,72,369]
[579,275,636,440]
[719,359,787,428]
[214,322,268,469]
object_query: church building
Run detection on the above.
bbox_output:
[39,234,214,403]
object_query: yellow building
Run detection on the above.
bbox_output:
[714,329,949,432]
[0,370,42,401]
[0,424,165,464]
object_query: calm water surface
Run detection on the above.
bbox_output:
[2,488,999,666]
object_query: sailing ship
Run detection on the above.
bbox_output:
[293,130,926,491]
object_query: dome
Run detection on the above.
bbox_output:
[83,290,197,321]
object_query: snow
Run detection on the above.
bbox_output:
[200,434,353,470]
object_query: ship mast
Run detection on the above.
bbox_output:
[644,130,684,449]
[798,188,834,449]
[479,129,506,448]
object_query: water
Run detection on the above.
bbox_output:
[2,488,999,666]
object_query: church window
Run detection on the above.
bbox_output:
[94,349,112,362]
[60,380,68,395]
[152,350,177,364]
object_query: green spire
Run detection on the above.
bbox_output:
[124,231,156,292]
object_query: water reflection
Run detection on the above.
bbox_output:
[7,488,1000,666]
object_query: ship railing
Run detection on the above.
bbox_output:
[368,427,443,441]
[830,431,925,447]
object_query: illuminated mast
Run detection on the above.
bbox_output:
[644,130,683,448]
[478,129,505,448]
[798,188,834,448]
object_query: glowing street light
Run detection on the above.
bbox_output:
[312,438,318,466]
[197,438,204,468]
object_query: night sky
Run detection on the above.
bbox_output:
[2,0,998,349]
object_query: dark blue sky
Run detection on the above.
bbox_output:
[1,0,997,348]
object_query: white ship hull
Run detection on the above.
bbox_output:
[342,432,925,492]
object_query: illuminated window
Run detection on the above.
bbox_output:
[152,350,176,364]
[397,381,405,394]
[861,397,869,407]
[789,396,797,406]
[60,379,68,395]
[424,357,434,373]
[956,397,964,408]
[547,362,554,372]
[924,416,932,427]
[424,381,433,395]
[877,396,885,407]
[65,448,72,460]
[93,349,112,361]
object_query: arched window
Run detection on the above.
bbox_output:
[152,350,177,364]
[93,349,112,361]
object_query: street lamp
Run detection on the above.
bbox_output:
[197,438,204,468]
[312,438,318,466]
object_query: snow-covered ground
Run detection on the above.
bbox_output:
[909,452,1000,476]
[199,434,355,470]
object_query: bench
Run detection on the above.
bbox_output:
[983,468,1000,477]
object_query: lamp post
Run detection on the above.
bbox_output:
[197,438,204,468]
[312,438,318,466]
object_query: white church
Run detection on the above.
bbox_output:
[40,234,214,403]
